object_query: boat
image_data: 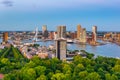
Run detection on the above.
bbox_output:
[67,39,74,43]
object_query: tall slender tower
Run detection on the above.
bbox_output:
[118,34,120,42]
[77,24,81,39]
[92,26,97,42]
[56,39,67,60]
[3,32,8,42]
[79,28,86,43]
[57,26,66,39]
[57,26,61,39]
[42,25,47,33]
[61,26,66,38]
[42,25,48,39]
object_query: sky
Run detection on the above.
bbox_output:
[0,0,120,31]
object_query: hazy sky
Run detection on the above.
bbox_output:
[0,0,120,31]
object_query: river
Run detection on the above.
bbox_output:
[36,41,120,58]
[1,39,120,58]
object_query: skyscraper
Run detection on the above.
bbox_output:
[54,32,57,40]
[49,31,54,40]
[56,39,67,60]
[57,26,61,39]
[42,25,48,39]
[92,26,97,42]
[77,24,81,39]
[3,32,8,43]
[79,28,87,43]
[57,26,66,39]
[42,25,47,33]
[118,34,120,42]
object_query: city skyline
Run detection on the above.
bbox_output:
[0,0,120,31]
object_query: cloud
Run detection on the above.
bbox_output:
[0,0,120,11]
[1,0,13,7]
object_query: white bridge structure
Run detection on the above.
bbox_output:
[33,27,38,42]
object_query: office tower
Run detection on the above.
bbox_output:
[56,39,67,60]
[77,24,81,39]
[3,32,8,42]
[118,34,120,42]
[70,32,75,39]
[42,25,47,33]
[42,25,48,39]
[80,28,87,43]
[57,26,61,39]
[49,31,54,40]
[54,32,57,40]
[57,26,66,39]
[61,26,66,38]
[92,26,97,42]
[74,31,77,39]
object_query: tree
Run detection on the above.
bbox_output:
[86,72,101,80]
[105,73,118,80]
[73,64,85,79]
[105,73,112,80]
[1,58,10,65]
[36,75,47,80]
[64,70,72,80]
[25,60,36,68]
[21,68,36,80]
[78,71,88,80]
[111,74,118,80]
[116,60,120,65]
[74,64,85,73]
[62,64,72,74]
[50,58,61,72]
[47,72,54,80]
[51,73,66,80]
[31,55,41,65]
[34,66,46,77]
[112,65,120,72]
[73,55,83,65]
[4,73,16,80]
[97,68,105,79]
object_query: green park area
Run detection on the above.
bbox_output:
[0,46,120,80]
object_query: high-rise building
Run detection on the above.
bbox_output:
[54,32,57,40]
[42,25,47,33]
[79,28,87,43]
[57,26,61,39]
[49,31,54,40]
[70,32,75,39]
[92,26,97,42]
[77,24,81,39]
[56,39,67,60]
[61,26,66,38]
[3,32,8,42]
[118,34,120,42]
[74,31,77,39]
[57,26,66,39]
[42,25,48,39]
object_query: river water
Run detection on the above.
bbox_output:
[36,41,120,58]
[1,39,120,58]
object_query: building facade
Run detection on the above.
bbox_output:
[92,26,97,42]
[77,24,81,39]
[79,28,87,43]
[57,26,66,39]
[42,25,48,39]
[3,32,8,42]
[56,39,67,60]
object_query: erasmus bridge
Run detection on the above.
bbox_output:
[32,27,46,42]
[33,27,38,42]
